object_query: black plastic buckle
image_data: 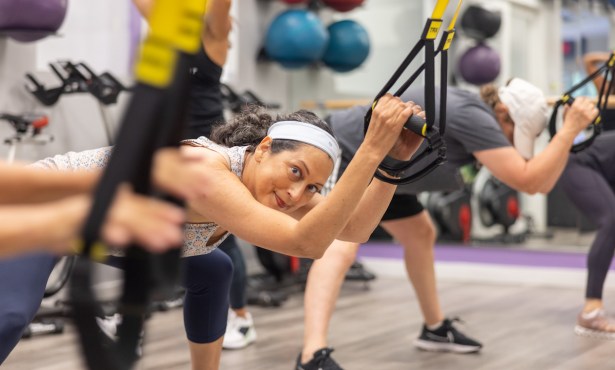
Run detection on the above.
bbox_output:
[375,126,447,185]
[548,96,602,153]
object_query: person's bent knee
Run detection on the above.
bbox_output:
[2,310,29,336]
[0,310,31,362]
[321,240,359,268]
[382,212,437,249]
[187,327,225,344]
[421,217,438,245]
[183,251,233,293]
[182,250,232,345]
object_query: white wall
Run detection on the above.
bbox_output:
[0,0,134,163]
[227,0,425,112]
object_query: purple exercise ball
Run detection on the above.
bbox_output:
[458,43,501,85]
[0,0,68,42]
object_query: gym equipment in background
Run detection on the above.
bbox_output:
[455,4,501,86]
[0,113,52,163]
[457,43,501,85]
[426,187,473,243]
[321,0,365,12]
[220,83,281,114]
[25,61,130,145]
[247,248,377,308]
[0,0,68,42]
[25,61,130,107]
[472,167,527,244]
[322,20,370,73]
[426,164,528,245]
[459,4,501,41]
[264,9,328,69]
[245,248,307,307]
[477,178,519,231]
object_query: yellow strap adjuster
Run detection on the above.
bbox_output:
[72,239,108,262]
[426,19,444,40]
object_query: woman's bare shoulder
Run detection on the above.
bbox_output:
[180,144,231,170]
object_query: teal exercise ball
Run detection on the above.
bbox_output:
[322,20,370,73]
[264,10,329,69]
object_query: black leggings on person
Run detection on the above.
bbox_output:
[559,156,615,299]
[218,236,247,309]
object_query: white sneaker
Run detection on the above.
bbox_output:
[222,312,257,350]
[96,313,122,339]
[96,313,144,357]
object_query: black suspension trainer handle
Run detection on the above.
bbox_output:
[548,52,615,153]
[368,0,463,184]
[69,1,208,370]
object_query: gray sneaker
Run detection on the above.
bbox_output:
[575,309,615,340]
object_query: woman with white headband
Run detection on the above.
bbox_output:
[1,95,423,370]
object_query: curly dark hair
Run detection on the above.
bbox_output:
[210,104,333,153]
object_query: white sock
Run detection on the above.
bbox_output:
[427,321,444,331]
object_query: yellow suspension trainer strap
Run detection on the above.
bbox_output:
[366,0,462,184]
[69,1,207,369]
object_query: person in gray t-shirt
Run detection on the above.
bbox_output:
[296,79,598,369]
[332,86,510,180]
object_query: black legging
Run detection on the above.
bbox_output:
[218,236,247,309]
[559,155,615,299]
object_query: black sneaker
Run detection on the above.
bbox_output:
[414,318,482,354]
[295,347,344,370]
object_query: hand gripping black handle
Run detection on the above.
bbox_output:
[405,114,428,137]
[548,96,602,153]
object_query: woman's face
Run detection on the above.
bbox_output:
[251,141,333,214]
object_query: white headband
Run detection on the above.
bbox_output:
[267,120,340,162]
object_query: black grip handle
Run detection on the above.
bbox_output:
[562,96,601,125]
[404,114,427,137]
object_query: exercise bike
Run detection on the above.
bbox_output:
[471,166,529,244]
[25,60,130,145]
[425,164,529,244]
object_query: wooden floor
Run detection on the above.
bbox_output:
[4,276,615,370]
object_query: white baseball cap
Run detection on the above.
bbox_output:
[498,78,548,159]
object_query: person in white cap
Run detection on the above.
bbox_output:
[295,79,598,370]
